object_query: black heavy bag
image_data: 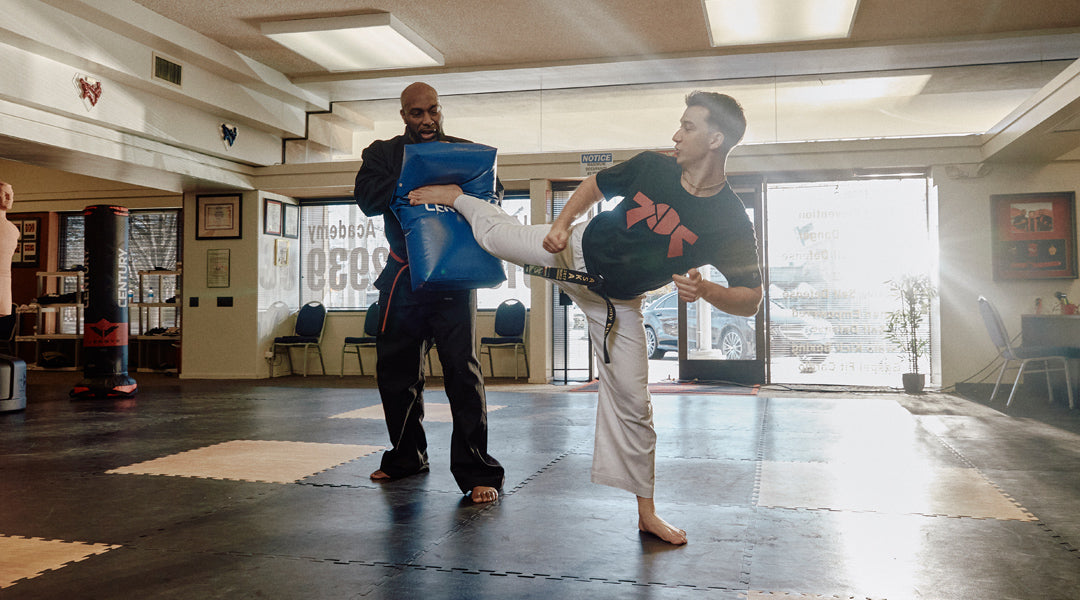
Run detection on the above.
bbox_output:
[72,205,137,398]
[391,142,506,291]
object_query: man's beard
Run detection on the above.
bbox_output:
[410,124,442,142]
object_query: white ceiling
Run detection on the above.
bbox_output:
[123,0,1080,160]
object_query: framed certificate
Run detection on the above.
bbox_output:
[206,249,231,288]
[283,203,299,239]
[264,199,283,236]
[196,194,242,240]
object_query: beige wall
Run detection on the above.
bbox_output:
[934,161,1080,387]
[180,191,262,378]
[8,140,1080,386]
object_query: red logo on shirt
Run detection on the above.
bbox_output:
[625,192,698,258]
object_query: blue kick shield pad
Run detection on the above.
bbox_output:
[392,142,507,291]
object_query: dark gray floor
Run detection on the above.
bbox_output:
[2,373,1080,599]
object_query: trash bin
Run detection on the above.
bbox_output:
[0,354,27,412]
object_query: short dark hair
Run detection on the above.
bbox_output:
[685,91,746,153]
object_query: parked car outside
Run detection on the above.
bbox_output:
[641,291,833,364]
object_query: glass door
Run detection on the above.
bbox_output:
[675,179,766,384]
[763,175,935,385]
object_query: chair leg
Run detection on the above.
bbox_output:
[1044,359,1055,405]
[1006,360,1029,407]
[285,348,294,376]
[340,346,346,377]
[522,345,529,379]
[358,347,365,377]
[317,347,325,375]
[990,359,1010,403]
[1062,357,1076,409]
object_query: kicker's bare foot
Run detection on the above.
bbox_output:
[637,497,687,545]
[370,469,392,481]
[469,486,499,504]
[408,184,463,207]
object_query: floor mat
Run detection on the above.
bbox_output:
[0,536,119,588]
[105,440,381,484]
[331,402,506,422]
[570,379,760,395]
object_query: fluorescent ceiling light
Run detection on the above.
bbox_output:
[777,74,931,104]
[261,13,444,72]
[702,0,860,46]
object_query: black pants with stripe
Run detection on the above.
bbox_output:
[374,287,504,494]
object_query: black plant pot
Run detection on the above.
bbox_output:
[902,373,925,394]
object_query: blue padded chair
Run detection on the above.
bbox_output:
[479,299,528,379]
[342,301,379,377]
[978,296,1077,408]
[273,301,327,377]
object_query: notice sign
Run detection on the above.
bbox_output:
[580,152,613,177]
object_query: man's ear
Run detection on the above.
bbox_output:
[709,131,725,151]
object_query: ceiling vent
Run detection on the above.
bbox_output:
[153,54,182,87]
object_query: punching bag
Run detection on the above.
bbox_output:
[71,205,137,398]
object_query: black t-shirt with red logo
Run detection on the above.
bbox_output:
[584,151,761,300]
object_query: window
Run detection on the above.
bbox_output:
[299,195,532,310]
[298,202,385,311]
[59,210,180,273]
[57,209,181,334]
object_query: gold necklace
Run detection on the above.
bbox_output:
[681,171,726,194]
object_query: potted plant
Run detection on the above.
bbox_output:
[884,274,937,394]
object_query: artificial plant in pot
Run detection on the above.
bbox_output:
[884,274,937,393]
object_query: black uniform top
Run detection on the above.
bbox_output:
[584,151,762,300]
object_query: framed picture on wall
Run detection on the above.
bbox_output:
[196,194,242,240]
[264,199,283,236]
[283,203,299,239]
[274,238,289,266]
[206,248,230,288]
[11,217,40,267]
[991,191,1078,280]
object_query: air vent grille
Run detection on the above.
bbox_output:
[153,55,182,86]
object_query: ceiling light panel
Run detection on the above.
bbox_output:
[261,13,443,72]
[703,0,860,46]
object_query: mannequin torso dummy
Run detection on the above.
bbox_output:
[0,181,19,316]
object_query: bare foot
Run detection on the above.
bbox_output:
[637,496,687,545]
[369,469,392,481]
[469,486,499,504]
[408,184,463,206]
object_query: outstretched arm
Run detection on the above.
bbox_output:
[673,268,762,317]
[542,175,604,253]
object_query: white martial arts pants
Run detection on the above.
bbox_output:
[454,195,657,498]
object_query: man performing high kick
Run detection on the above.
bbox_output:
[409,91,763,544]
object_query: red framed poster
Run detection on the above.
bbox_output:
[991,191,1077,280]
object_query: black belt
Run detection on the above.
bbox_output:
[524,265,615,363]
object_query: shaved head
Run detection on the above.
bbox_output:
[400,82,438,108]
